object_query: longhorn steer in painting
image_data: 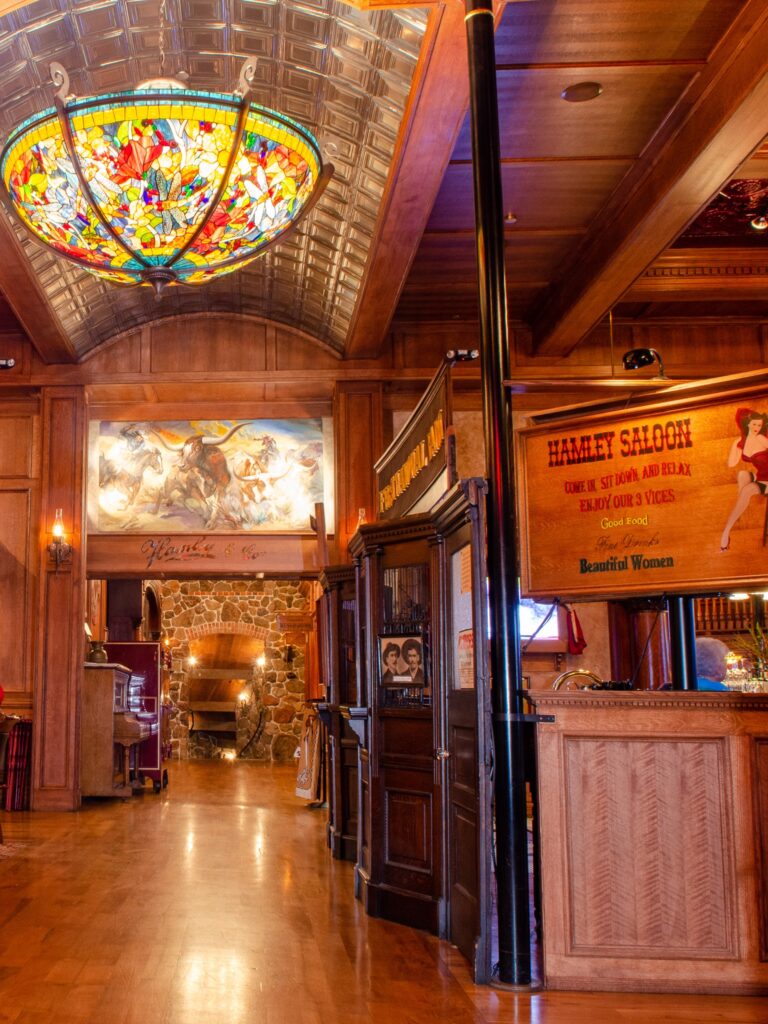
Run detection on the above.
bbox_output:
[150,423,248,528]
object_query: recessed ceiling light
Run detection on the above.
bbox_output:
[561,81,602,103]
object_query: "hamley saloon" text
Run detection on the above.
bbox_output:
[547,418,692,468]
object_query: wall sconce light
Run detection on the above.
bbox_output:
[48,508,72,568]
[622,347,667,379]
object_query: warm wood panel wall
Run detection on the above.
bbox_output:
[564,735,735,955]
[756,738,768,962]
[0,398,39,713]
[32,387,87,811]
[333,382,384,558]
[509,320,768,380]
[85,317,344,383]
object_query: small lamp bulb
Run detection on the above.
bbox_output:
[52,508,65,539]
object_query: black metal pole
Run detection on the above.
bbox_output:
[667,596,698,690]
[464,0,531,985]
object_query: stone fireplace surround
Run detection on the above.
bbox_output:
[150,578,310,761]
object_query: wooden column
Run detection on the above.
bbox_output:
[32,386,87,810]
[465,0,531,984]
[333,382,384,559]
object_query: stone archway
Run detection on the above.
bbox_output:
[154,579,310,761]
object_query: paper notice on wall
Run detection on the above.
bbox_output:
[459,544,472,594]
[457,629,475,689]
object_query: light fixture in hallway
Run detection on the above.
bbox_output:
[47,507,72,569]
[0,59,333,294]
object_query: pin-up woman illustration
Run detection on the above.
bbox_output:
[720,407,768,550]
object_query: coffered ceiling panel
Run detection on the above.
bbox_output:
[0,0,427,357]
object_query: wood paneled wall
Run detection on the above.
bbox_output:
[0,396,39,714]
[756,738,768,961]
[1,312,767,815]
[32,386,87,811]
[333,382,384,559]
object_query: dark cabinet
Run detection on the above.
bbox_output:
[317,566,359,861]
[349,514,444,934]
[345,484,493,980]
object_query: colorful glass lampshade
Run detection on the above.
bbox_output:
[0,61,332,293]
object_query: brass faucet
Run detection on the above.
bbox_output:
[551,668,603,690]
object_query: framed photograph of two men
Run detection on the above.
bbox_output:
[379,634,427,689]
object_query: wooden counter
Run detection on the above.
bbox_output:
[527,689,768,995]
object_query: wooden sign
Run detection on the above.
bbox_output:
[87,533,321,577]
[519,389,768,598]
[375,365,451,519]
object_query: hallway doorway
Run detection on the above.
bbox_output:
[87,575,322,772]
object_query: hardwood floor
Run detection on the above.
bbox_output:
[0,762,766,1024]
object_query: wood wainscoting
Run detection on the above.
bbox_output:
[528,690,768,995]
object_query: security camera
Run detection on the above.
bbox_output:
[0,358,15,370]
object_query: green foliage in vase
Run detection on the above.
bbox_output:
[730,620,768,676]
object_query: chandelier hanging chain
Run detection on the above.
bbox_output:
[159,0,168,79]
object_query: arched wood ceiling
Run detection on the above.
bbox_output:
[0,0,429,359]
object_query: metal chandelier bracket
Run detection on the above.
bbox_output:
[0,58,333,294]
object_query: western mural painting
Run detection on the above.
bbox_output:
[88,418,332,534]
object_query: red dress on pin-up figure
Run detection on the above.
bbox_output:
[720,407,768,550]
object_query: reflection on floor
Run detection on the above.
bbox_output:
[0,761,766,1023]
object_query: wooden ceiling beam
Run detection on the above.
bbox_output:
[530,0,768,357]
[0,216,76,364]
[343,1,474,359]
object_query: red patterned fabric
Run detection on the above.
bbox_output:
[4,720,32,811]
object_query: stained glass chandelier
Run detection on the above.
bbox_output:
[0,60,332,293]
